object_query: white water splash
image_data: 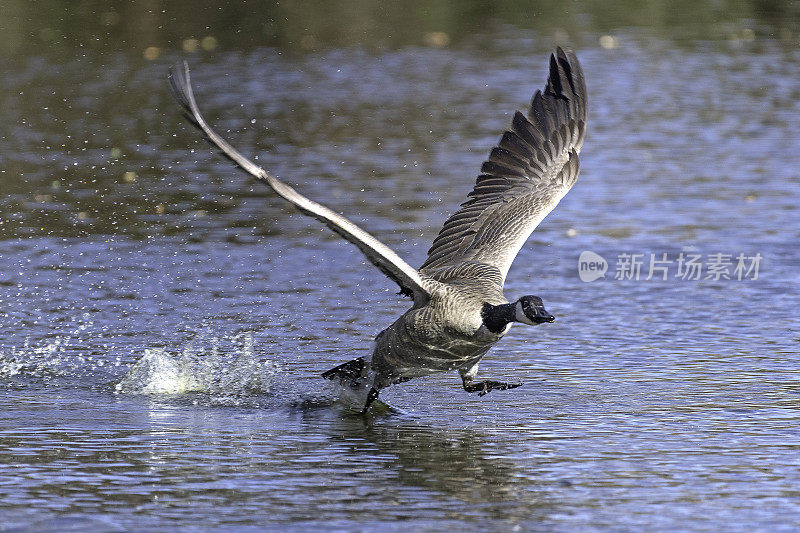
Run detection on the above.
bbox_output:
[115,348,203,394]
[116,332,279,396]
[0,355,24,377]
[0,313,125,382]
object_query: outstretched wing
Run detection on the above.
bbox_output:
[419,48,587,285]
[169,62,430,305]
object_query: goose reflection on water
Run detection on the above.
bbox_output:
[319,413,548,523]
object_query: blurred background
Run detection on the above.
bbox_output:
[2,0,800,56]
[1,0,799,240]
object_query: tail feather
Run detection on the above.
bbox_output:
[322,357,369,389]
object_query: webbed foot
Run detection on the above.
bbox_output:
[463,380,523,397]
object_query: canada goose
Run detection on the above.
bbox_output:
[170,48,586,413]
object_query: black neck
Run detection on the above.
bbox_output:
[481,302,516,334]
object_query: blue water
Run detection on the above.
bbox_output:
[1,5,800,531]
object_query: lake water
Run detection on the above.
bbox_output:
[1,2,799,531]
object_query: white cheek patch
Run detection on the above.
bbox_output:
[515,301,537,326]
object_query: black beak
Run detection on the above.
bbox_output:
[520,297,555,325]
[529,305,555,324]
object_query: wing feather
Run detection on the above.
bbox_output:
[420,48,587,284]
[169,62,431,304]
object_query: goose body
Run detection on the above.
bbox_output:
[370,264,509,386]
[170,48,587,412]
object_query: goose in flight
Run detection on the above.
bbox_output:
[169,48,587,413]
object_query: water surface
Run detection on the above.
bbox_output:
[1,2,799,531]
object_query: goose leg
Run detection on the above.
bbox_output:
[462,379,523,397]
[460,364,522,397]
[361,387,380,414]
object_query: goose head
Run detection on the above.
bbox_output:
[481,296,555,334]
[514,295,555,325]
